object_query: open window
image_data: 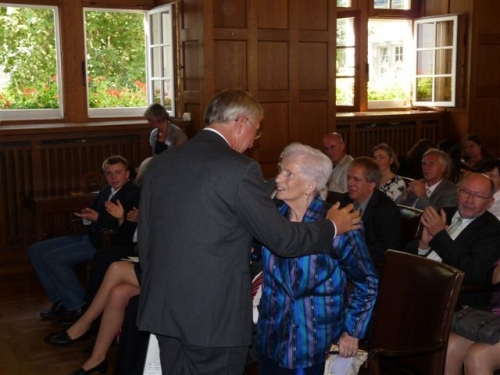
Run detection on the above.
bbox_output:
[413,15,458,107]
[335,8,460,112]
[0,4,63,121]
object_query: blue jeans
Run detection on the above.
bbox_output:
[27,233,97,311]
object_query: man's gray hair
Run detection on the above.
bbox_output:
[204,89,263,126]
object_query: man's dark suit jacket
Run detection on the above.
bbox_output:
[87,180,140,249]
[406,207,500,308]
[137,130,336,348]
[339,189,401,266]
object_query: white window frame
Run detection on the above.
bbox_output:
[147,4,176,117]
[85,8,148,119]
[0,4,64,121]
[413,14,458,107]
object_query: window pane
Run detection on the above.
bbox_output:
[436,20,454,47]
[416,77,432,101]
[0,5,62,118]
[435,49,452,74]
[337,18,355,47]
[337,0,352,7]
[435,77,452,101]
[417,50,434,75]
[85,9,147,111]
[336,78,354,106]
[374,0,411,10]
[368,19,412,108]
[337,48,355,76]
[417,22,435,48]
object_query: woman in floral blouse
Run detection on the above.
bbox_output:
[372,143,406,201]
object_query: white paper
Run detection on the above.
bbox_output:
[329,356,355,374]
[143,334,162,375]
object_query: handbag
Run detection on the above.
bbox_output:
[452,306,500,345]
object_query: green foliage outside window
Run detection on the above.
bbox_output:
[0,6,147,110]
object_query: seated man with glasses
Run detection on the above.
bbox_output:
[405,172,500,308]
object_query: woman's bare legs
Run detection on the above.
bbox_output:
[445,332,474,375]
[66,261,138,340]
[464,341,500,374]
[80,281,140,370]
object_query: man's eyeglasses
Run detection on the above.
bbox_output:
[458,188,492,201]
[244,117,262,140]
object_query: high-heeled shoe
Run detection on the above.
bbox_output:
[67,359,108,375]
[44,330,89,346]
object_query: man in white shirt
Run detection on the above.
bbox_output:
[477,157,500,219]
[322,132,353,193]
[396,148,457,210]
[407,173,500,308]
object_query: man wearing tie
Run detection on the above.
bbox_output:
[407,173,500,308]
[396,148,457,210]
[338,157,401,267]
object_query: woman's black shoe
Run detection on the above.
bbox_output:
[40,301,65,321]
[44,330,89,346]
[68,359,108,375]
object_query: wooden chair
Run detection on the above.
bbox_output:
[366,250,464,375]
[397,204,423,250]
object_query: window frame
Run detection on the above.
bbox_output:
[0,3,64,121]
[147,3,176,118]
[84,7,148,119]
[335,1,460,112]
[413,14,458,107]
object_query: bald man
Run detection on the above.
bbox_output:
[407,173,500,308]
[322,132,353,193]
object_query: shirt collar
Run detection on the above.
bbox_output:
[204,128,230,146]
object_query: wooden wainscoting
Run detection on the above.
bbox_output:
[0,121,153,275]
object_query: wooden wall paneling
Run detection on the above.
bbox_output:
[179,0,205,134]
[298,102,329,149]
[257,0,289,30]
[258,42,289,90]
[213,0,246,28]
[0,143,32,247]
[214,39,248,91]
[299,0,328,30]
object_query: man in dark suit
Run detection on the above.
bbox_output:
[338,157,401,266]
[396,148,457,210]
[28,155,139,322]
[137,89,361,375]
[407,173,500,308]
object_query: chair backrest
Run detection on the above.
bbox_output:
[398,204,423,250]
[370,250,464,374]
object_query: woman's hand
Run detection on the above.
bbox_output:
[337,332,359,357]
[127,207,139,222]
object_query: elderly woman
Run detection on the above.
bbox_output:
[256,143,378,375]
[371,143,406,201]
[144,103,187,155]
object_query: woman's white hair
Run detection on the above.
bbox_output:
[280,142,333,200]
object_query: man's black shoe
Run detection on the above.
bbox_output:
[58,306,85,328]
[40,301,65,321]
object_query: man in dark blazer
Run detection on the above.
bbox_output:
[137,89,361,375]
[396,148,457,210]
[338,157,401,267]
[406,173,500,308]
[28,155,139,322]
